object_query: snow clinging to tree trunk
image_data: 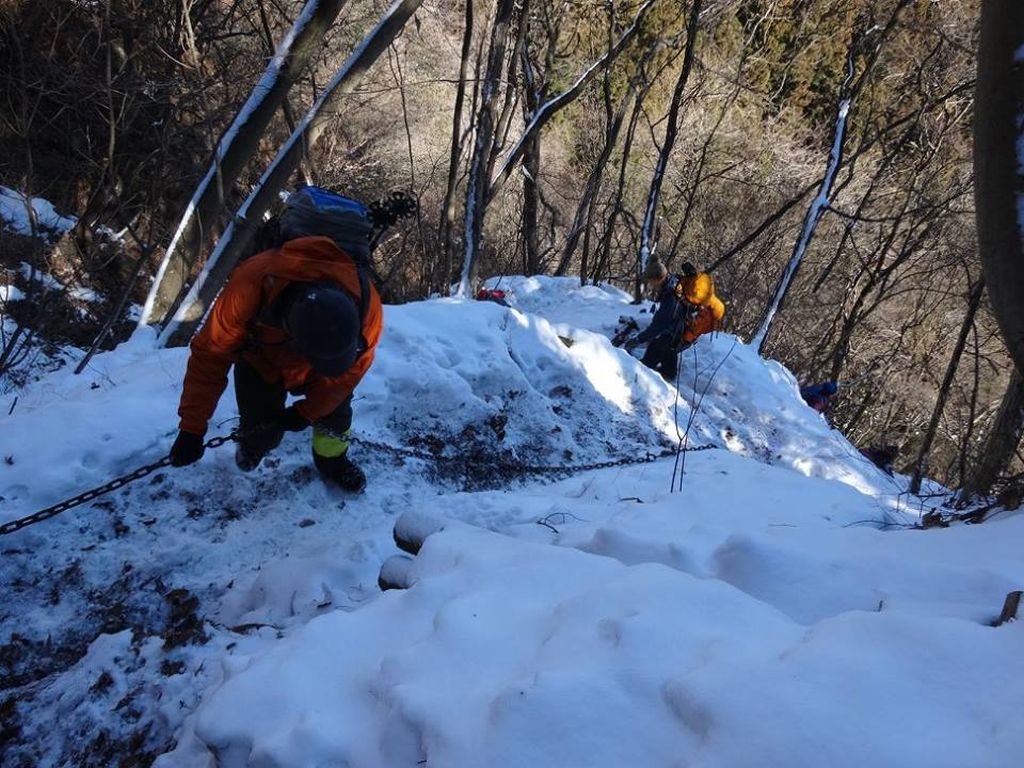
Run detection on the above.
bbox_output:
[751,97,851,352]
[158,0,423,345]
[139,0,335,327]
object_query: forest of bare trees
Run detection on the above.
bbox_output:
[1,0,1020,503]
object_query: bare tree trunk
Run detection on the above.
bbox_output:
[457,0,657,292]
[438,0,474,294]
[957,323,984,486]
[489,7,529,183]
[973,0,1024,374]
[162,0,424,346]
[255,0,318,186]
[487,0,658,198]
[637,0,703,273]
[554,78,635,277]
[141,0,349,328]
[752,56,854,353]
[593,84,648,290]
[521,130,542,274]
[960,367,1024,501]
[556,7,665,281]
[909,279,986,494]
[457,0,517,298]
[751,0,915,353]
[520,37,542,276]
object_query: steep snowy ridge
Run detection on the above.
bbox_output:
[498,276,898,496]
[1,278,1021,767]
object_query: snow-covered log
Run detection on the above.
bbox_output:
[378,554,417,591]
[393,510,449,556]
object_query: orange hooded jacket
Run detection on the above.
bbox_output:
[676,272,725,344]
[177,236,383,436]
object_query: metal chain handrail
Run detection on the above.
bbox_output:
[1,427,716,537]
[0,432,237,537]
[347,434,716,476]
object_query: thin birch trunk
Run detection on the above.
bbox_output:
[637,0,703,274]
[752,58,853,353]
[909,279,986,494]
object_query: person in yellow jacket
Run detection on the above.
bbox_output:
[617,258,725,381]
[674,266,726,348]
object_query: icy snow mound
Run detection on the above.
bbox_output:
[1,276,891,520]
[482,274,638,331]
[0,295,686,520]
[0,331,191,520]
[353,297,689,474]
[671,334,890,494]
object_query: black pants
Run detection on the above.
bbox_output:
[640,334,680,383]
[233,361,353,456]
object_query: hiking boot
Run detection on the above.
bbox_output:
[235,442,268,472]
[313,451,366,492]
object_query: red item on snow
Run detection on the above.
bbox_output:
[476,288,510,306]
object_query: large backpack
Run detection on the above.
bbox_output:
[275,186,377,334]
[278,186,374,262]
[669,270,722,350]
[673,270,716,307]
[250,185,417,269]
[253,185,416,327]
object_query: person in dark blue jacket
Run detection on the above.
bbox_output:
[800,381,838,415]
[616,257,691,381]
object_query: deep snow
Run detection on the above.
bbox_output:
[0,186,77,241]
[1,276,1020,767]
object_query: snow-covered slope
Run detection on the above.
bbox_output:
[1,277,1020,767]
[492,276,905,496]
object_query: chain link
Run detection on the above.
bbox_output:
[348,434,716,477]
[1,426,715,538]
[0,432,238,537]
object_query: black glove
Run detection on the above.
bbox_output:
[169,431,205,467]
[276,405,309,432]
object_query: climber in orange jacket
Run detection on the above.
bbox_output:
[169,193,383,492]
